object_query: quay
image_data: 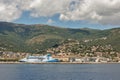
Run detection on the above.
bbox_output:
[0,62,120,64]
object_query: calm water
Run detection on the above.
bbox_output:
[0,64,120,80]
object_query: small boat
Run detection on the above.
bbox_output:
[19,54,59,63]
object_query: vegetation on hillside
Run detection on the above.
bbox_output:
[0,22,119,54]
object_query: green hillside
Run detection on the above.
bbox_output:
[0,22,119,53]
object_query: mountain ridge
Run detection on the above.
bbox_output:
[0,22,119,53]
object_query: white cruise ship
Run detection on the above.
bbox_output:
[19,54,59,63]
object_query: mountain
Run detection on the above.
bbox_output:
[0,22,119,53]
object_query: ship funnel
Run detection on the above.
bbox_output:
[47,54,51,60]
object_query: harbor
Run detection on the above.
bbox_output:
[0,50,120,63]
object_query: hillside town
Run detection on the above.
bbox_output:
[47,39,120,62]
[0,39,120,63]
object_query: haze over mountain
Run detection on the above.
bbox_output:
[0,22,119,53]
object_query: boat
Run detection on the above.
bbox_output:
[19,54,59,63]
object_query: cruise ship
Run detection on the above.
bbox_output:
[19,54,59,63]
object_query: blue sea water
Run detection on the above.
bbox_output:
[0,63,120,80]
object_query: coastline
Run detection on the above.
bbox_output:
[0,62,120,64]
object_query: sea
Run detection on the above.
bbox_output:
[0,63,120,80]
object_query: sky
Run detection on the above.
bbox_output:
[0,0,120,29]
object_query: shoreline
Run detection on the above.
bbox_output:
[0,62,120,64]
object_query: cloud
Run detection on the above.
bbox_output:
[29,0,71,17]
[60,0,120,25]
[0,0,120,25]
[0,0,31,21]
[0,0,70,21]
[0,0,22,21]
[47,19,54,24]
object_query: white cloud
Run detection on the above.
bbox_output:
[0,0,32,21]
[0,0,120,25]
[0,0,70,21]
[29,0,71,17]
[0,0,21,21]
[47,19,54,24]
[60,0,120,25]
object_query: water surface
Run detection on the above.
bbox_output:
[0,64,120,80]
